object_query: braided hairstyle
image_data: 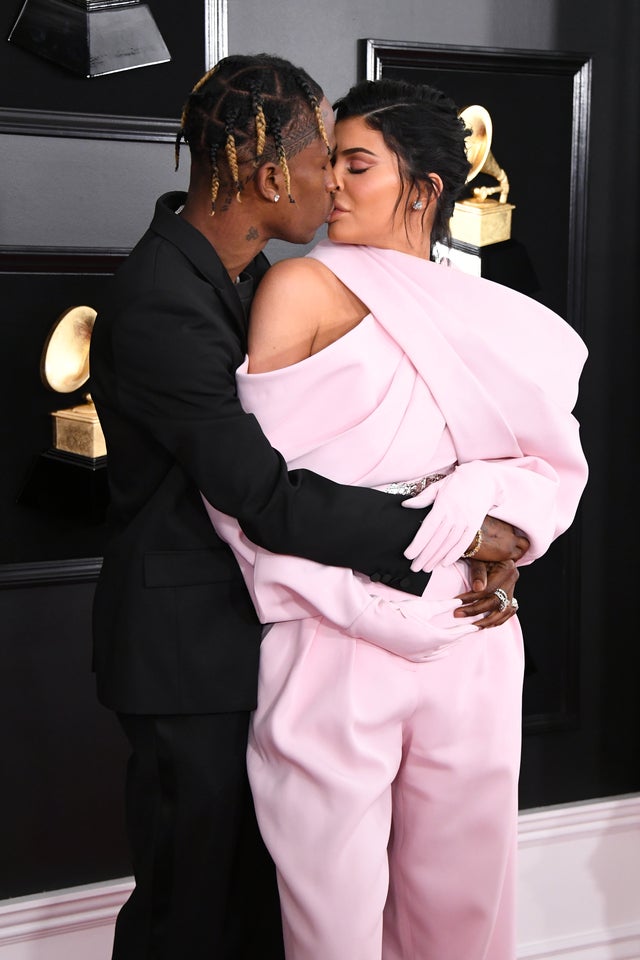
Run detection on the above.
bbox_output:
[333,79,470,249]
[176,54,332,214]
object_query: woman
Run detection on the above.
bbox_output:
[205,78,588,960]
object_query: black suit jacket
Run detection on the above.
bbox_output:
[90,192,429,714]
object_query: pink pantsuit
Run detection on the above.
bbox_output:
[205,242,588,960]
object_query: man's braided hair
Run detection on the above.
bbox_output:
[175,54,331,214]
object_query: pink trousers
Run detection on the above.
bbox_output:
[248,610,524,960]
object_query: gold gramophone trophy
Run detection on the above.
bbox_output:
[40,305,106,460]
[450,104,515,248]
[18,305,108,521]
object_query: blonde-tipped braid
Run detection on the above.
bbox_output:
[224,112,243,202]
[250,82,267,161]
[208,145,221,215]
[279,153,293,204]
[293,74,332,156]
[191,64,219,96]
[311,100,331,154]
[255,104,267,161]
[271,115,294,203]
[175,64,221,171]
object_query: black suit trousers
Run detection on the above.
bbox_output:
[113,713,284,960]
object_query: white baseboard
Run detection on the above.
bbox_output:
[517,924,640,960]
[517,794,640,960]
[0,880,132,959]
[0,795,638,960]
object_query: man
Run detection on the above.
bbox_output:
[90,54,525,960]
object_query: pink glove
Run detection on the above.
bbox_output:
[402,461,504,572]
[346,594,479,662]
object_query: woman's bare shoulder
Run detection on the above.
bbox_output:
[248,257,345,372]
[254,255,339,304]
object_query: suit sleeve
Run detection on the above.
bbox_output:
[111,287,429,593]
[204,500,478,662]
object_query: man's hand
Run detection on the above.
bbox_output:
[469,516,529,564]
[402,463,529,571]
[454,559,520,628]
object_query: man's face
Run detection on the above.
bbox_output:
[272,97,338,244]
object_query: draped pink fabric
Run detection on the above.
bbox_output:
[206,242,588,641]
[203,242,588,960]
[308,241,588,550]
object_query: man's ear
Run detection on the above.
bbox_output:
[255,162,282,203]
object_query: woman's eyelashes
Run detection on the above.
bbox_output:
[331,152,371,173]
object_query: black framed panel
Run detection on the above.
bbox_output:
[361,40,591,330]
[1,0,228,141]
[4,0,201,122]
[0,106,177,142]
[361,40,592,739]
[0,248,125,583]
[0,578,131,896]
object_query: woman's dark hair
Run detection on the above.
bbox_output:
[333,78,470,248]
[176,54,331,213]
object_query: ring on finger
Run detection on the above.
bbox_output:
[493,587,509,612]
[510,597,519,612]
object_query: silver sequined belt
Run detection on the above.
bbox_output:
[384,471,450,498]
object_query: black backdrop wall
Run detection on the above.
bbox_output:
[2,0,205,118]
[1,0,639,900]
[0,253,132,899]
[0,0,204,897]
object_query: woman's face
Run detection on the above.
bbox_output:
[327,116,427,254]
